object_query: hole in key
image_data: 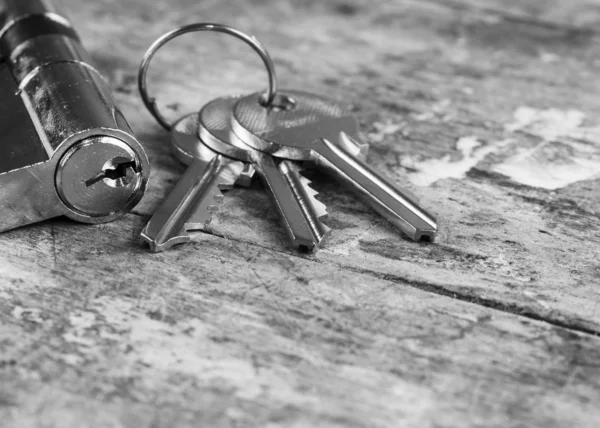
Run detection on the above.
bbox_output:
[85,157,138,188]
[298,245,310,253]
[416,232,435,243]
[260,93,297,112]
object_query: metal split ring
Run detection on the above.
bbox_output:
[138,23,278,131]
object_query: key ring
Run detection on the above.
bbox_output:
[138,23,278,131]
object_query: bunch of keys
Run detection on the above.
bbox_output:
[138,24,438,253]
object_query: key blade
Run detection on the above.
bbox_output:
[141,155,244,252]
[319,138,437,242]
[269,121,437,237]
[141,157,211,252]
[256,154,331,253]
[291,123,425,208]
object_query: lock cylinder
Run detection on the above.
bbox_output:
[0,0,149,230]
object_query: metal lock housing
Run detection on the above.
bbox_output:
[0,0,150,232]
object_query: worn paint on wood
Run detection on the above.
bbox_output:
[1,217,600,427]
[1,0,600,427]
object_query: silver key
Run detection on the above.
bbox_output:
[141,114,245,252]
[197,95,330,252]
[232,90,438,242]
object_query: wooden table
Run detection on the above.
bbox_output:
[2,0,600,426]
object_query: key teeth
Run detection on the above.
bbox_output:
[185,158,246,231]
[141,148,247,253]
[296,167,329,220]
[185,181,234,230]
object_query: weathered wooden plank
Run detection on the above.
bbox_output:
[64,0,600,332]
[440,0,600,29]
[3,0,600,425]
[1,216,600,428]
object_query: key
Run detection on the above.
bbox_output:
[196,95,330,252]
[232,90,438,242]
[140,114,245,252]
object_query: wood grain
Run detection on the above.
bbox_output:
[1,216,600,428]
[1,0,600,426]
[446,0,600,28]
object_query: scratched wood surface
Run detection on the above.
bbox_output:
[2,0,600,427]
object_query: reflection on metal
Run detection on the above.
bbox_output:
[0,0,149,232]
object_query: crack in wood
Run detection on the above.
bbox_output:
[419,0,600,35]
[129,209,600,338]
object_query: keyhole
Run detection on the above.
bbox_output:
[85,157,137,188]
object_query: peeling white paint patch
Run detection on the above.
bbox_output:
[69,311,97,331]
[62,333,97,347]
[63,310,98,348]
[12,306,24,319]
[389,381,436,425]
[12,306,44,324]
[492,143,600,189]
[506,107,586,140]
[321,237,360,256]
[321,224,375,256]
[493,107,600,189]
[401,136,503,187]
[539,51,560,64]
[86,296,312,405]
[61,354,85,366]
[0,257,59,292]
[402,107,600,189]
[0,264,29,293]
[368,120,405,143]
[523,290,551,311]
[412,99,452,122]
